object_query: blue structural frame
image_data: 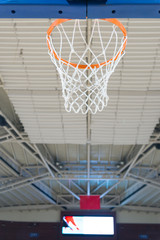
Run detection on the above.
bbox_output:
[0,0,160,18]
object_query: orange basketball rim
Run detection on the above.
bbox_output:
[46,18,127,69]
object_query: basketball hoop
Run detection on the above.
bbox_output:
[47,19,127,114]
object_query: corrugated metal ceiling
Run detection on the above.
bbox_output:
[0,18,160,144]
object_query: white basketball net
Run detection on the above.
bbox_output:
[47,19,127,114]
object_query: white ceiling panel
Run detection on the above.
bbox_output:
[0,18,160,144]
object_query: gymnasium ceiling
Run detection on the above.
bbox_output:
[0,18,160,213]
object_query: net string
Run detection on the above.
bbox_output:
[47,19,127,114]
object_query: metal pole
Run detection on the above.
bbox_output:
[86,19,92,196]
[87,143,91,195]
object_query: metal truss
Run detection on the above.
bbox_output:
[0,111,84,204]
[0,173,50,194]
[0,109,160,211]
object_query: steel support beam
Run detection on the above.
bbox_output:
[118,144,155,176]
[0,111,84,196]
[119,185,147,206]
[129,174,160,190]
[0,204,159,212]
[99,143,156,204]
[100,181,120,199]
[122,145,145,179]
[41,145,85,194]
[0,151,58,205]
[34,145,80,200]
[111,165,160,209]
[121,205,160,213]
[0,173,50,194]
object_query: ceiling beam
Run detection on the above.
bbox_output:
[100,143,157,205]
[0,173,50,194]
[0,153,57,205]
[129,174,160,190]
[100,181,121,199]
[0,111,85,196]
[0,204,159,213]
[121,205,160,213]
[34,145,80,200]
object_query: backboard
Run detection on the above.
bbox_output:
[0,0,160,18]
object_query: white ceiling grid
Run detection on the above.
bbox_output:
[0,19,160,144]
